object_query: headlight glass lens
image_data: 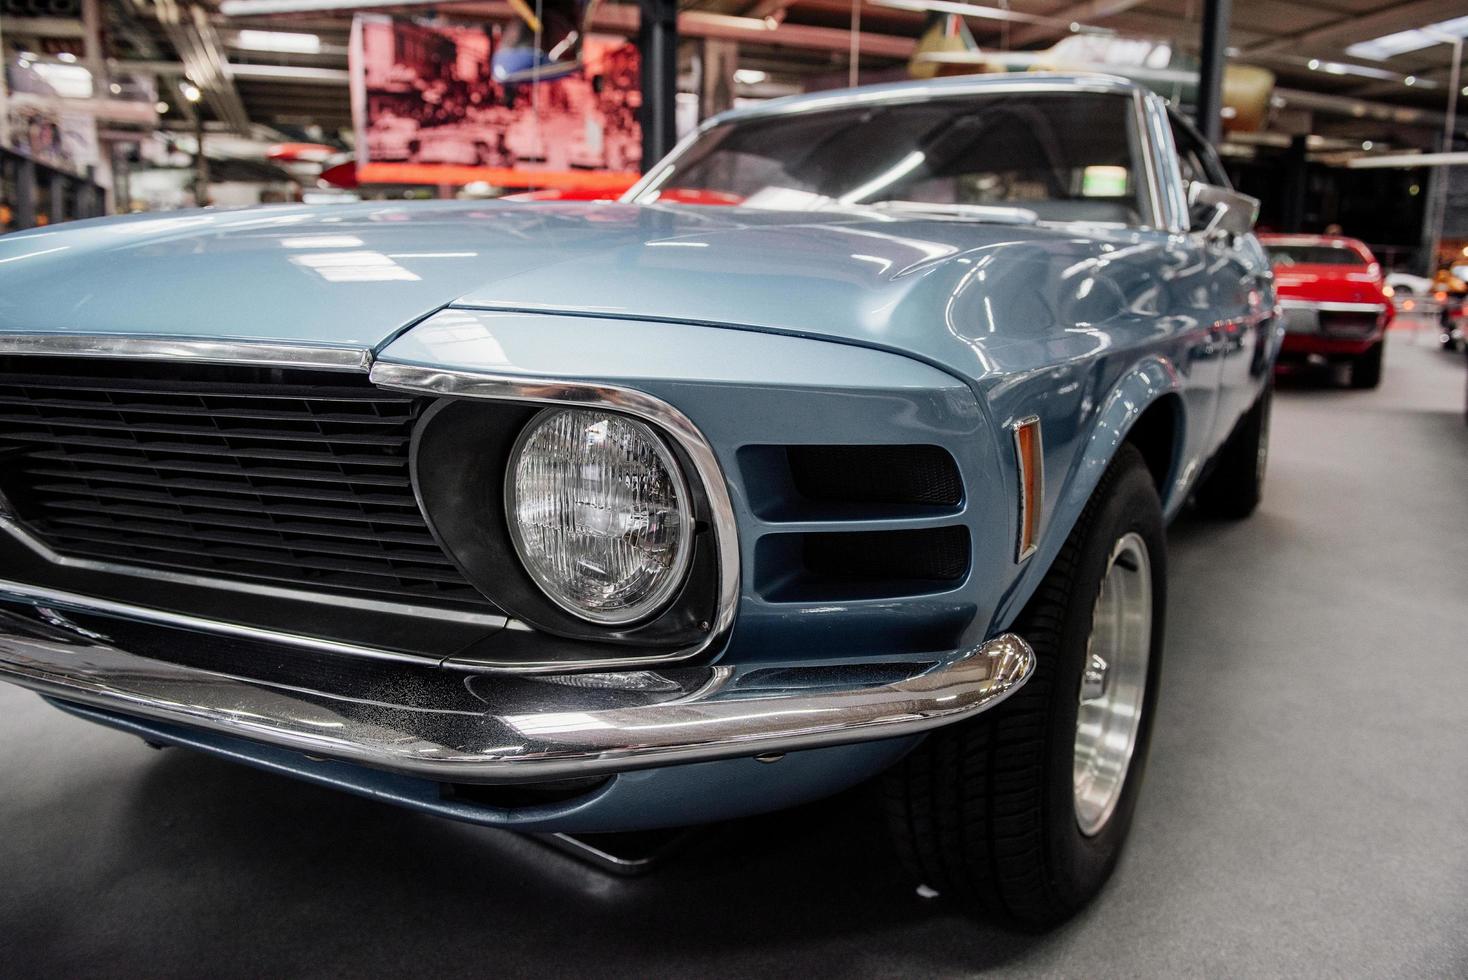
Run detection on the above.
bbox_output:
[507,408,693,625]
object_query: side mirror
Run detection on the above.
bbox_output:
[1187,181,1260,238]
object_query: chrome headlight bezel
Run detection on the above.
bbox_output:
[504,407,696,626]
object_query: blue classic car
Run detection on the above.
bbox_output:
[0,74,1276,926]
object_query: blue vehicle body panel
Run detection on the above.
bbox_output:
[0,75,1278,831]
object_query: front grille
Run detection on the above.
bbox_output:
[0,355,489,611]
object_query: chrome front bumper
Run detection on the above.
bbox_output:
[0,581,1034,783]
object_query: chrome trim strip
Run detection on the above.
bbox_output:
[0,585,1033,781]
[1138,89,1190,234]
[1131,88,1168,233]
[369,361,742,670]
[1277,300,1387,314]
[1012,415,1043,564]
[0,334,374,372]
[0,578,435,665]
[0,514,508,628]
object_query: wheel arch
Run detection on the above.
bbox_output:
[989,355,1186,633]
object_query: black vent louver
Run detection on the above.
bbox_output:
[787,444,962,508]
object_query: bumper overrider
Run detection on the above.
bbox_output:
[0,581,1032,782]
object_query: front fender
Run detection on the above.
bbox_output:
[988,354,1185,632]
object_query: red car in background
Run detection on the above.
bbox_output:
[1260,234,1393,389]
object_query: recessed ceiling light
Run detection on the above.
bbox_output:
[1361,140,1373,150]
[1404,75,1416,86]
[155,101,170,114]
[1307,59,1321,70]
[733,69,768,84]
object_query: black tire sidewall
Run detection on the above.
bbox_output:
[1035,458,1167,911]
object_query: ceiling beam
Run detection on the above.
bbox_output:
[150,0,252,133]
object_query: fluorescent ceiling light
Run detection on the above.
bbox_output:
[31,62,94,99]
[1345,14,1468,61]
[233,30,322,54]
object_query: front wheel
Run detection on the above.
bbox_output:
[884,444,1165,928]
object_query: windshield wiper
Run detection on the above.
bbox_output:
[863,200,1039,226]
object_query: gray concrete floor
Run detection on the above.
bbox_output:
[2,324,1465,978]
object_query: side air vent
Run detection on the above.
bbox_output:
[756,526,971,602]
[740,444,963,520]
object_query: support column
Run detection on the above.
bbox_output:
[16,157,37,230]
[49,171,66,225]
[1281,134,1308,232]
[639,0,678,169]
[1197,0,1232,147]
[699,39,737,121]
[194,115,210,207]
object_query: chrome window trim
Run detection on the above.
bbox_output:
[1135,88,1191,234]
[0,334,373,371]
[369,360,741,670]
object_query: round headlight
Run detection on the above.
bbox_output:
[506,408,694,625]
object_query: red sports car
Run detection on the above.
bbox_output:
[1260,233,1393,388]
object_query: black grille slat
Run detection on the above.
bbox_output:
[0,356,489,612]
[40,538,483,602]
[27,469,415,507]
[41,514,457,566]
[0,373,418,404]
[38,493,431,528]
[0,395,415,425]
[27,451,413,487]
[40,523,469,582]
[0,414,412,446]
[0,430,407,466]
[40,510,450,551]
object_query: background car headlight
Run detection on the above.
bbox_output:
[506,408,694,625]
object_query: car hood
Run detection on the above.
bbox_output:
[0,200,1158,376]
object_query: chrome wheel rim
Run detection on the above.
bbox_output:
[1073,531,1153,837]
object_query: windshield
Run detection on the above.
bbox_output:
[631,91,1151,226]
[1266,243,1369,267]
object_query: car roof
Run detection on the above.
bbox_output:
[704,72,1144,129]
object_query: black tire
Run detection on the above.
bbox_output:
[884,443,1166,929]
[1350,340,1384,389]
[1193,385,1271,520]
